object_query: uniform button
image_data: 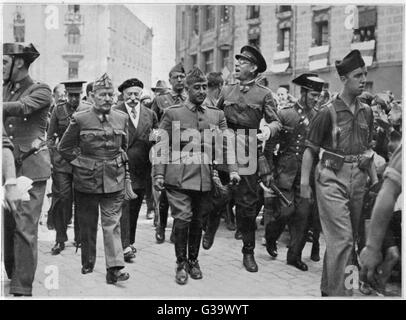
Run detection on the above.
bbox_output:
[23,117,27,121]
[9,136,13,139]
[296,152,299,155]
[297,140,300,143]
[296,146,299,149]
[298,134,301,138]
[301,116,305,119]
[9,124,13,128]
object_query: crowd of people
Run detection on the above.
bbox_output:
[2,41,402,298]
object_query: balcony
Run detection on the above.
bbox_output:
[64,12,83,25]
[270,50,290,73]
[62,44,84,60]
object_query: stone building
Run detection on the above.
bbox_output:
[3,4,153,90]
[176,5,403,98]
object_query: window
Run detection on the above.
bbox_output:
[278,6,292,13]
[68,4,80,13]
[192,7,199,35]
[221,50,230,69]
[68,61,78,79]
[203,50,214,73]
[13,6,25,42]
[181,11,186,40]
[352,6,377,43]
[315,21,328,46]
[67,25,80,44]
[247,5,260,19]
[220,6,230,24]
[204,6,215,31]
[280,28,290,51]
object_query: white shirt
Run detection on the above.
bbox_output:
[125,102,140,128]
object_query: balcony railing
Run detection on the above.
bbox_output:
[64,12,83,25]
[62,44,84,59]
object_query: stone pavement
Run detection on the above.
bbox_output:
[2,197,401,299]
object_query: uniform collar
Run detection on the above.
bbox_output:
[92,106,110,122]
[239,76,262,93]
[334,95,365,113]
[170,89,187,101]
[185,99,206,113]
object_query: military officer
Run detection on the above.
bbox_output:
[151,62,188,244]
[153,67,240,285]
[264,73,325,271]
[47,80,86,255]
[216,45,281,272]
[3,42,53,296]
[59,73,130,284]
[301,50,374,296]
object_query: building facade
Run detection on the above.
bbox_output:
[176,5,403,99]
[3,4,153,90]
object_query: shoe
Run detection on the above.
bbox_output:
[234,230,242,240]
[287,259,308,271]
[155,227,165,244]
[175,262,188,285]
[321,291,328,297]
[129,244,137,253]
[188,259,203,280]
[202,233,214,250]
[81,266,93,274]
[260,216,264,226]
[310,245,320,262]
[146,210,154,220]
[106,268,130,284]
[124,251,135,263]
[51,242,65,255]
[243,254,258,272]
[266,242,278,258]
[306,230,314,243]
[12,293,32,297]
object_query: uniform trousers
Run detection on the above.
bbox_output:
[3,181,47,295]
[75,190,125,270]
[316,162,367,296]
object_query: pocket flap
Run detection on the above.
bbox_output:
[70,155,96,170]
[18,144,32,153]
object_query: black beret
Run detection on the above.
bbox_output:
[118,78,144,93]
[235,45,267,73]
[292,73,325,92]
[335,50,365,76]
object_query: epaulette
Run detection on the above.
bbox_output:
[113,108,128,117]
[206,105,220,111]
[167,103,183,110]
[279,104,294,111]
[75,108,91,117]
[255,82,270,91]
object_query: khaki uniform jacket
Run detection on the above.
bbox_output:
[3,76,52,181]
[58,107,129,194]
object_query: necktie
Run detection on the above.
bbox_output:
[131,107,137,120]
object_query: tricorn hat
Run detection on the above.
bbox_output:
[3,42,40,63]
[292,73,325,92]
[235,45,267,73]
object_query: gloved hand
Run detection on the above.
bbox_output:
[229,171,241,185]
[256,126,271,142]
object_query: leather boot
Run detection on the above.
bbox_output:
[188,224,203,279]
[242,229,258,272]
[174,224,189,285]
[202,212,221,250]
[311,230,320,262]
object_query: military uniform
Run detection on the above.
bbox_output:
[217,78,280,264]
[58,106,129,272]
[3,71,52,295]
[265,101,317,265]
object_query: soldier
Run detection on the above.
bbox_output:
[151,79,169,96]
[59,73,130,284]
[265,73,325,271]
[3,42,53,296]
[114,78,158,262]
[216,45,281,272]
[301,50,374,296]
[47,80,86,255]
[151,62,188,244]
[204,72,224,108]
[153,67,240,285]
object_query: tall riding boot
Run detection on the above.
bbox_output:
[225,200,236,231]
[188,221,203,279]
[174,222,189,285]
[311,229,320,262]
[202,210,221,250]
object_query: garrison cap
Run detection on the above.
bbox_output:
[335,50,365,76]
[292,73,325,92]
[186,67,207,86]
[3,42,40,63]
[169,62,186,76]
[235,45,267,73]
[118,78,144,93]
[61,80,86,94]
[93,73,114,91]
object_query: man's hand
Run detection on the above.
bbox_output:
[4,184,22,213]
[153,176,165,191]
[229,171,241,185]
[300,182,312,200]
[261,174,273,187]
[359,246,383,289]
[257,126,271,142]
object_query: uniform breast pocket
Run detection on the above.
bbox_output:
[71,156,97,187]
[113,129,126,146]
[358,122,370,146]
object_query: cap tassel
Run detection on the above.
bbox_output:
[124,162,138,201]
